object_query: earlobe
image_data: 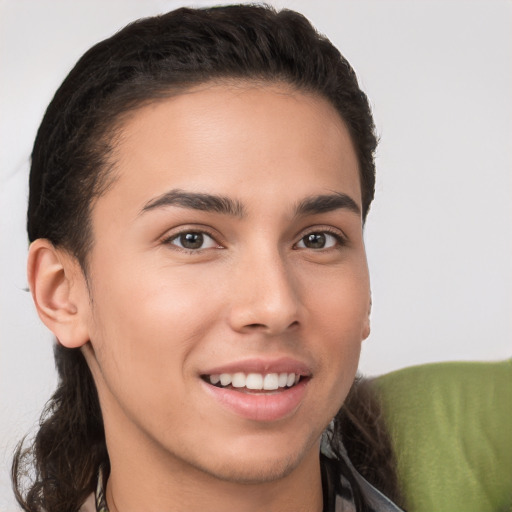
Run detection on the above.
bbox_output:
[362,319,371,340]
[28,239,90,348]
[362,295,372,340]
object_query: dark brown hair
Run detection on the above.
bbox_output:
[14,5,399,511]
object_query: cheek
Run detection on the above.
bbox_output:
[86,259,222,393]
[86,274,218,438]
[301,262,369,402]
[91,251,219,330]
[303,261,370,334]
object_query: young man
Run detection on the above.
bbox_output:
[14,6,402,511]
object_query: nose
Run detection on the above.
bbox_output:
[227,248,301,336]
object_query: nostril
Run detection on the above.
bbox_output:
[246,323,266,329]
[244,320,299,332]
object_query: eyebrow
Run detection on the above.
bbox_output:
[141,189,245,217]
[140,189,360,219]
[294,193,361,217]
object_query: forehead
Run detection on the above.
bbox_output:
[97,83,361,220]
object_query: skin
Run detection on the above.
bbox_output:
[29,82,371,512]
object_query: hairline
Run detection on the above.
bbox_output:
[78,77,366,275]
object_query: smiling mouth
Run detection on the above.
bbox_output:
[201,372,304,393]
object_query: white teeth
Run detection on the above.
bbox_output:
[231,372,246,388]
[278,373,288,387]
[219,373,232,386]
[209,372,301,390]
[246,373,263,390]
[263,373,279,390]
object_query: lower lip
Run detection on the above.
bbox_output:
[201,379,309,422]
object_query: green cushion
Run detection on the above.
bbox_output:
[374,359,512,512]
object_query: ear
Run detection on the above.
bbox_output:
[27,239,90,348]
[361,294,372,340]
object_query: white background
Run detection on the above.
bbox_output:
[1,1,511,509]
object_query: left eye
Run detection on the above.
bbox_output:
[167,232,219,251]
[296,232,339,250]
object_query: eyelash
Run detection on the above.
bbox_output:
[161,226,347,254]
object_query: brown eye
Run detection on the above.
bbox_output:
[167,231,218,251]
[303,233,326,248]
[180,233,204,249]
[296,232,340,250]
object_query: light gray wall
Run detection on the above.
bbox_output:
[1,1,511,508]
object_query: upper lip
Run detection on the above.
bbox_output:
[201,357,312,377]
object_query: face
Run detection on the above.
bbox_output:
[80,83,370,484]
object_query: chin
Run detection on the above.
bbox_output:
[201,452,303,485]
[189,433,321,485]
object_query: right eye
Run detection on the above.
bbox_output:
[295,230,344,250]
[165,231,220,251]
